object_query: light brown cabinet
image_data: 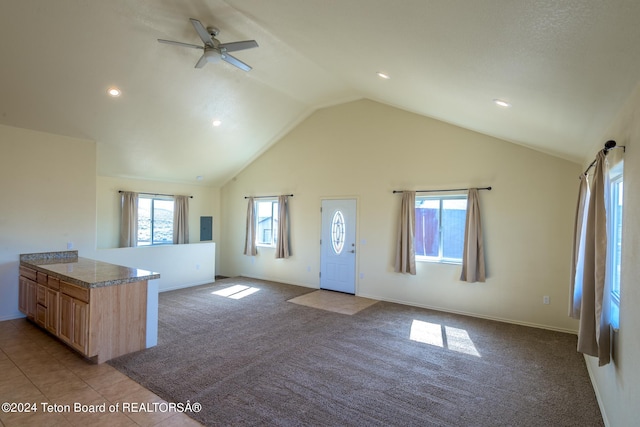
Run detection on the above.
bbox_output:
[45,285,59,335]
[58,281,89,355]
[19,262,149,363]
[18,267,37,319]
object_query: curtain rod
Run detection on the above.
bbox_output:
[244,194,294,199]
[119,190,193,199]
[583,140,626,176]
[393,187,491,194]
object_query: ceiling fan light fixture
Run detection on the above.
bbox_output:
[204,49,222,63]
[493,98,511,108]
[107,87,121,97]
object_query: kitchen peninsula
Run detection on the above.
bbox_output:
[18,250,160,363]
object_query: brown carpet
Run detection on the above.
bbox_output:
[109,277,603,427]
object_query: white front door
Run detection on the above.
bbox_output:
[320,199,356,294]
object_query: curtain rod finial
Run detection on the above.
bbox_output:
[604,140,616,151]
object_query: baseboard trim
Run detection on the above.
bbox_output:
[235,274,577,334]
[357,292,578,334]
[584,355,610,427]
[159,279,216,293]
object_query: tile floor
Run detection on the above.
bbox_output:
[0,318,203,427]
[287,289,378,315]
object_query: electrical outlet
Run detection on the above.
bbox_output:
[543,296,550,305]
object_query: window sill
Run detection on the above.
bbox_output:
[416,257,462,266]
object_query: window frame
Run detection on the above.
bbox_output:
[137,195,175,246]
[414,194,468,265]
[255,198,279,248]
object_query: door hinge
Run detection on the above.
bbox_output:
[319,272,321,278]
[319,239,322,245]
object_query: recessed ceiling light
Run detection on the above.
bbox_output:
[376,72,391,80]
[196,175,204,181]
[493,99,511,108]
[107,87,121,97]
[212,119,222,127]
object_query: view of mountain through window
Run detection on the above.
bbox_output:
[138,197,174,245]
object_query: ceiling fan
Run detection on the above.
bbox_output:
[158,18,258,71]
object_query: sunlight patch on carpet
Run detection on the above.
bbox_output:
[287,290,378,315]
[212,284,261,299]
[410,319,481,357]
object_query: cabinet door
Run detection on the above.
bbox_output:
[36,284,47,306]
[35,304,46,327]
[26,280,37,319]
[71,300,88,354]
[59,293,73,344]
[45,289,59,335]
[18,277,28,314]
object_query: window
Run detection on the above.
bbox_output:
[608,162,623,328]
[256,199,279,247]
[415,195,467,263]
[137,196,174,246]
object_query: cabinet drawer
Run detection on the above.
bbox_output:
[47,276,60,291]
[19,266,37,281]
[60,281,89,303]
[37,272,48,285]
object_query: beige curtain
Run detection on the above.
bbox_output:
[569,175,590,319]
[275,195,290,259]
[395,191,416,274]
[577,150,611,366]
[119,191,138,248]
[243,197,257,256]
[460,188,486,282]
[173,195,190,244]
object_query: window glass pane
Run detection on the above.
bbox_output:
[415,199,440,257]
[331,210,346,254]
[137,198,152,246]
[415,196,467,262]
[256,200,278,245]
[153,199,174,244]
[272,202,279,245]
[611,178,623,297]
[442,199,467,260]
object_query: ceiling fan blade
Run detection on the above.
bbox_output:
[190,18,215,48]
[158,39,204,50]
[195,54,208,68]
[219,40,258,52]
[221,53,252,71]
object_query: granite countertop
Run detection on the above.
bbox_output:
[20,251,160,289]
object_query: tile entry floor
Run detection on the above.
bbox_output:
[0,319,203,427]
[287,289,378,315]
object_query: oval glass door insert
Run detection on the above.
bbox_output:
[331,210,346,254]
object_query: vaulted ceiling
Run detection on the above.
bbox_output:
[2,0,640,186]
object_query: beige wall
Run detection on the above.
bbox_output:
[96,176,222,270]
[96,176,220,249]
[582,84,640,426]
[0,124,97,320]
[220,99,582,332]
